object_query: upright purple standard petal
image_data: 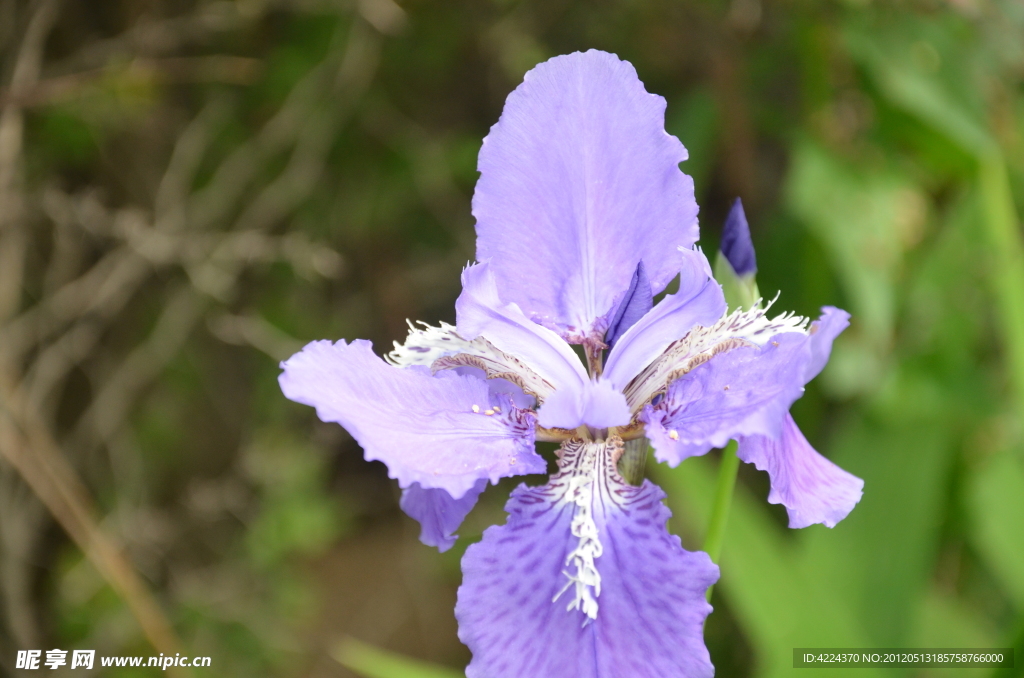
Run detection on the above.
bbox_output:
[400,479,487,552]
[279,339,546,499]
[473,50,699,341]
[720,198,756,276]
[737,415,863,528]
[604,261,653,348]
[457,438,718,678]
[603,247,725,391]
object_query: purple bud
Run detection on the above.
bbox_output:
[720,198,757,276]
[605,261,653,348]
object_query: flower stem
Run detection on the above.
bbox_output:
[978,153,1024,453]
[702,439,740,601]
[617,438,648,485]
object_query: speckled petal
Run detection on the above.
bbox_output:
[473,50,699,341]
[456,438,718,678]
[279,339,545,499]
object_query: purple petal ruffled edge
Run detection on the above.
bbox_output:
[456,438,717,678]
[737,414,863,528]
[473,50,699,341]
[400,479,488,552]
[279,338,546,499]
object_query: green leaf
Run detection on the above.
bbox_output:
[844,29,995,157]
[332,637,463,678]
[655,457,885,678]
[801,419,955,646]
[910,588,999,651]
[969,451,1024,611]
[785,141,924,396]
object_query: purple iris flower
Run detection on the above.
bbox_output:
[279,50,863,677]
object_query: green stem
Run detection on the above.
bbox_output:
[617,438,649,485]
[702,439,741,601]
[978,154,1024,454]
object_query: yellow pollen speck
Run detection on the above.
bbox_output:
[493,405,501,413]
[668,430,679,440]
[510,458,517,465]
[472,404,480,413]
[724,385,730,391]
[772,341,779,346]
[484,409,495,415]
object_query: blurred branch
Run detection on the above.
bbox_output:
[43,2,244,75]
[72,285,205,452]
[0,460,46,649]
[0,2,378,669]
[207,313,304,362]
[0,2,192,670]
[0,372,189,676]
[0,57,264,108]
[0,0,58,321]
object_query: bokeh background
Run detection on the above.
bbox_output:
[0,0,1022,676]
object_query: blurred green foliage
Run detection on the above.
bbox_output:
[2,0,1023,677]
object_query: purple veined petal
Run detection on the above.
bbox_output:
[388,320,556,402]
[641,332,811,467]
[720,198,757,276]
[279,339,546,499]
[738,414,863,528]
[604,247,725,392]
[400,478,488,552]
[621,299,810,413]
[456,438,718,678]
[473,50,699,342]
[535,378,631,430]
[806,306,850,381]
[456,262,588,399]
[604,261,654,349]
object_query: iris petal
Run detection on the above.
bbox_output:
[737,414,864,528]
[604,260,654,348]
[279,339,545,499]
[473,50,699,341]
[456,438,718,678]
[535,378,631,429]
[642,332,812,466]
[400,479,488,552]
[456,262,588,400]
[603,247,725,392]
